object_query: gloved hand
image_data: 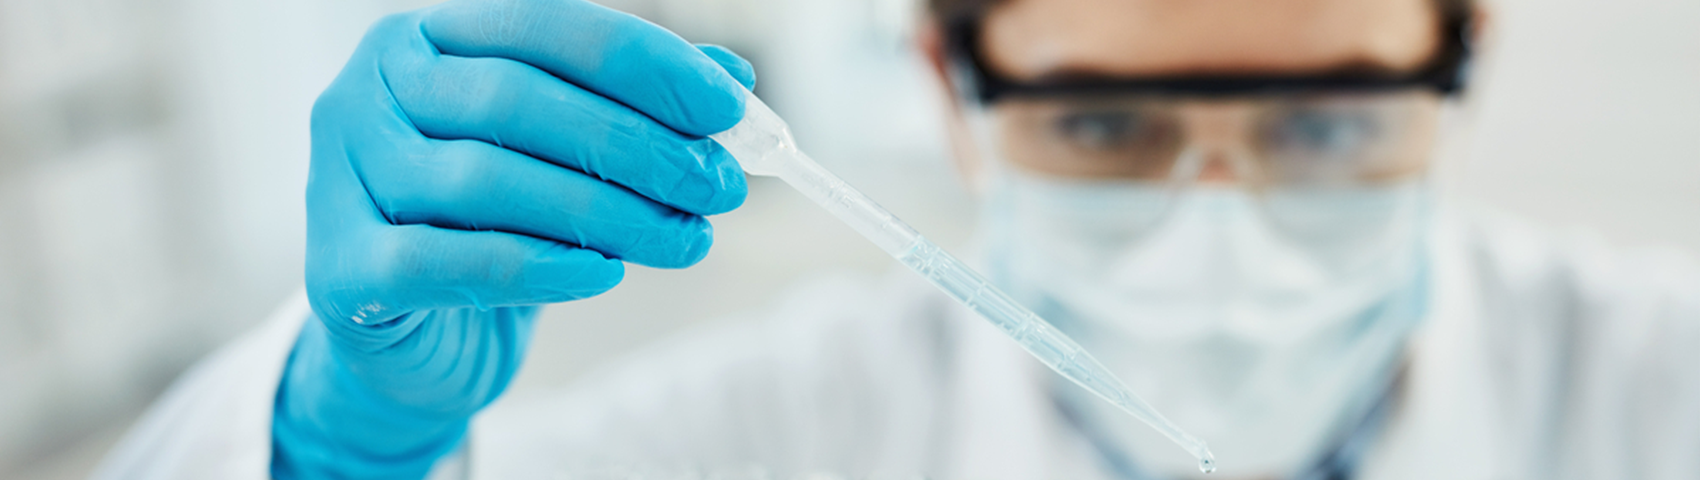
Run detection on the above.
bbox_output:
[273,0,755,477]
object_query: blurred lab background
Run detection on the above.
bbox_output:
[0,0,1695,477]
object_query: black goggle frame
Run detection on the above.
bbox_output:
[945,8,1475,104]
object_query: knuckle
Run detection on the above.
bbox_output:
[359,12,428,55]
[306,245,387,325]
[424,141,493,210]
[355,143,437,217]
[470,0,537,48]
[369,11,424,39]
[309,86,355,135]
[456,60,524,132]
[364,227,422,291]
[376,140,494,226]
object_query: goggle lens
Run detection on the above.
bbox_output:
[986,90,1440,188]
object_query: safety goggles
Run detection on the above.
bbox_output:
[946,9,1473,190]
[973,90,1445,188]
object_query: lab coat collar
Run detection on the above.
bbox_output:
[1357,208,1505,480]
[938,296,1115,480]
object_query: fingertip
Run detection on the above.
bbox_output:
[677,71,747,135]
[661,140,748,215]
[675,216,716,268]
[528,246,625,302]
[668,45,748,135]
[697,44,757,91]
[625,214,715,270]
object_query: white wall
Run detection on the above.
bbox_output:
[1445,0,1700,251]
[0,0,433,474]
[0,0,1695,477]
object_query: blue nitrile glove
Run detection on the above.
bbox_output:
[274,0,757,477]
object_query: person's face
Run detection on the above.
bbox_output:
[933,0,1455,186]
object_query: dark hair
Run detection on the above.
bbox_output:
[926,0,1474,23]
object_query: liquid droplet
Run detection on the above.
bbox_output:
[1198,457,1216,474]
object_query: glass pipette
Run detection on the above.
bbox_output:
[710,91,1216,473]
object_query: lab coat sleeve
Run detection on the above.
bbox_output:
[1561,238,1700,479]
[467,272,959,479]
[93,272,956,479]
[1466,217,1700,480]
[88,291,309,480]
[92,291,473,480]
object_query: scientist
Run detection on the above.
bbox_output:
[96,0,1700,478]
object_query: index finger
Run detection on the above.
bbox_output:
[420,0,747,136]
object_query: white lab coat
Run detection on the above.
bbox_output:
[92,209,1700,480]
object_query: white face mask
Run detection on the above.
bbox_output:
[980,169,1432,477]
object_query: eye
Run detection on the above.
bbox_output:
[1052,110,1170,152]
[1263,108,1383,156]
